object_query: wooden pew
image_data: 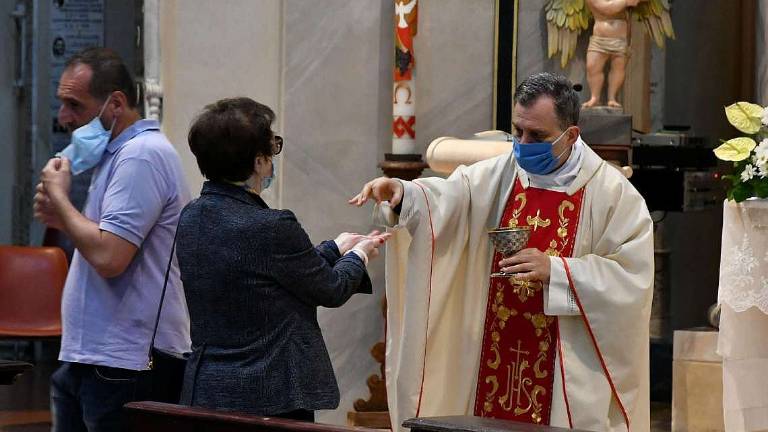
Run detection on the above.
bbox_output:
[124,401,373,432]
[125,402,592,432]
[403,416,591,432]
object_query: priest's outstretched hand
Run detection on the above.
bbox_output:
[499,248,551,285]
[348,176,404,207]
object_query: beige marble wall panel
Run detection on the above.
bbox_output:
[414,0,495,149]
[160,0,283,201]
[282,0,393,425]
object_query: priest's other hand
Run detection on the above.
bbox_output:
[348,177,404,207]
[499,248,551,285]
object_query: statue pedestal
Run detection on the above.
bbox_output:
[578,107,632,145]
[578,108,632,168]
[672,329,724,432]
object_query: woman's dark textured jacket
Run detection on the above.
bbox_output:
[176,181,372,415]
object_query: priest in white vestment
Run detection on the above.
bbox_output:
[350,73,654,432]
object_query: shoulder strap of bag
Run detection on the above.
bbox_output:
[147,223,181,369]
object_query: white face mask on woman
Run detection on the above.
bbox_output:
[260,158,276,190]
[243,156,276,193]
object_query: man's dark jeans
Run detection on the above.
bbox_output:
[51,362,151,432]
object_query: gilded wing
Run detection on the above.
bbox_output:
[545,0,591,69]
[631,0,675,48]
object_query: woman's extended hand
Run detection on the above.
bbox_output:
[351,232,392,261]
[335,230,384,255]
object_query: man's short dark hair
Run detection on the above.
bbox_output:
[513,72,580,129]
[188,97,275,182]
[66,47,137,108]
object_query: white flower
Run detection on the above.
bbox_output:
[754,142,768,178]
[756,138,768,160]
[741,164,758,182]
[755,152,768,177]
[759,163,768,179]
[762,106,768,126]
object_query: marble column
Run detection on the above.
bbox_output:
[143,0,162,121]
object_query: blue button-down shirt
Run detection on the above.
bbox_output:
[59,119,192,370]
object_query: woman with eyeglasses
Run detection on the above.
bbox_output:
[175,97,389,421]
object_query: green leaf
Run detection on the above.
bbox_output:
[725,102,764,134]
[732,183,752,202]
[754,181,768,198]
[713,137,757,161]
[722,174,741,186]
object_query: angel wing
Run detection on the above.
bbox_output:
[545,0,591,69]
[631,0,675,48]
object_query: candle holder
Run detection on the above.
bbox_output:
[378,153,428,181]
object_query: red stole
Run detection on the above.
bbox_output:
[474,178,585,425]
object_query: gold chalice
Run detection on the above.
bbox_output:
[488,226,531,278]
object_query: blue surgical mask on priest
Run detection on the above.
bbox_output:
[513,127,576,175]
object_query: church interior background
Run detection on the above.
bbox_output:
[0,0,766,430]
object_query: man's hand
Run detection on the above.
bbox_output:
[33,182,64,230]
[348,177,404,207]
[499,248,551,285]
[40,157,72,204]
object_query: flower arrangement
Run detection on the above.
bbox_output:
[713,102,768,202]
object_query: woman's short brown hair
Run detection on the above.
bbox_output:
[188,97,275,182]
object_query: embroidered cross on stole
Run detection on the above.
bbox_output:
[474,178,585,425]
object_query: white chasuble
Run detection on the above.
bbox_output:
[377,145,654,432]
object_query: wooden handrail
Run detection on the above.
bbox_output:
[124,401,370,432]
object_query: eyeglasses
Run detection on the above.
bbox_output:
[272,135,283,155]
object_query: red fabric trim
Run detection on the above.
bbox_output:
[557,327,573,429]
[413,181,436,417]
[560,257,630,431]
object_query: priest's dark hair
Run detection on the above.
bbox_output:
[513,72,580,129]
[65,47,138,108]
[188,97,276,182]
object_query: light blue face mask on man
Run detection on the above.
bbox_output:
[512,129,570,175]
[59,95,116,175]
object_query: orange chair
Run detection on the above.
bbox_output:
[0,246,68,339]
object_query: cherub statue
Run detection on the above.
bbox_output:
[545,0,675,109]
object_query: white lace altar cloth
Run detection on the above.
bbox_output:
[718,199,768,313]
[717,199,768,431]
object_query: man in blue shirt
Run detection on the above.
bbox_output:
[33,47,191,432]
